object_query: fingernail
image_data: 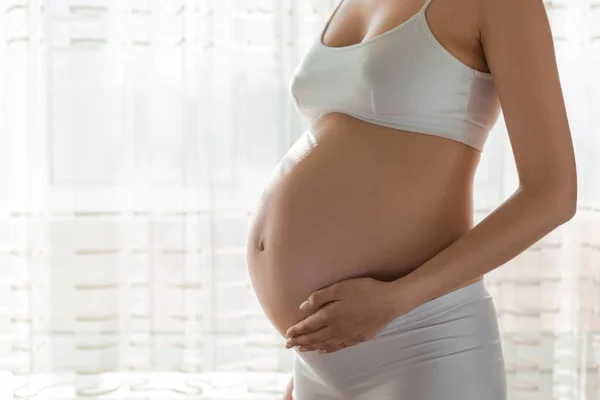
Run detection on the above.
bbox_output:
[299,300,308,310]
[298,347,308,352]
[318,349,328,354]
[285,343,292,348]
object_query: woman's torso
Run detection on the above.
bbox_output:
[246,0,501,336]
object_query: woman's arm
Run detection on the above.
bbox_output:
[390,0,577,309]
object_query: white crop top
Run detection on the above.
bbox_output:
[289,0,501,151]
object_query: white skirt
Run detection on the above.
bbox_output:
[292,279,507,399]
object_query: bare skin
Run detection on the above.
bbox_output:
[248,0,487,340]
[246,0,576,397]
[282,377,293,400]
[248,114,481,335]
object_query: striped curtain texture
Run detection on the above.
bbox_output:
[0,0,598,398]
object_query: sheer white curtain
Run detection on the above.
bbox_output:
[0,0,598,399]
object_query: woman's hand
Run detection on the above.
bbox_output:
[284,277,415,354]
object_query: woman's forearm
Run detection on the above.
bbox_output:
[390,184,576,312]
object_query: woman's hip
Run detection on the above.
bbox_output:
[292,279,507,399]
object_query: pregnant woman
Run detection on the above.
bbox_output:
[246,0,577,398]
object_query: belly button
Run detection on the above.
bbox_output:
[258,239,265,252]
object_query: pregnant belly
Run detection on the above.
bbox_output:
[246,115,480,336]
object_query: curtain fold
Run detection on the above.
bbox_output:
[0,0,598,398]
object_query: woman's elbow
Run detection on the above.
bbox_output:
[561,188,577,222]
[522,176,577,225]
[554,177,578,224]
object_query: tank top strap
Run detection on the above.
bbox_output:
[418,0,434,15]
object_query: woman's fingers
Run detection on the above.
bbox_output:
[286,326,332,349]
[285,306,332,338]
[319,338,362,354]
